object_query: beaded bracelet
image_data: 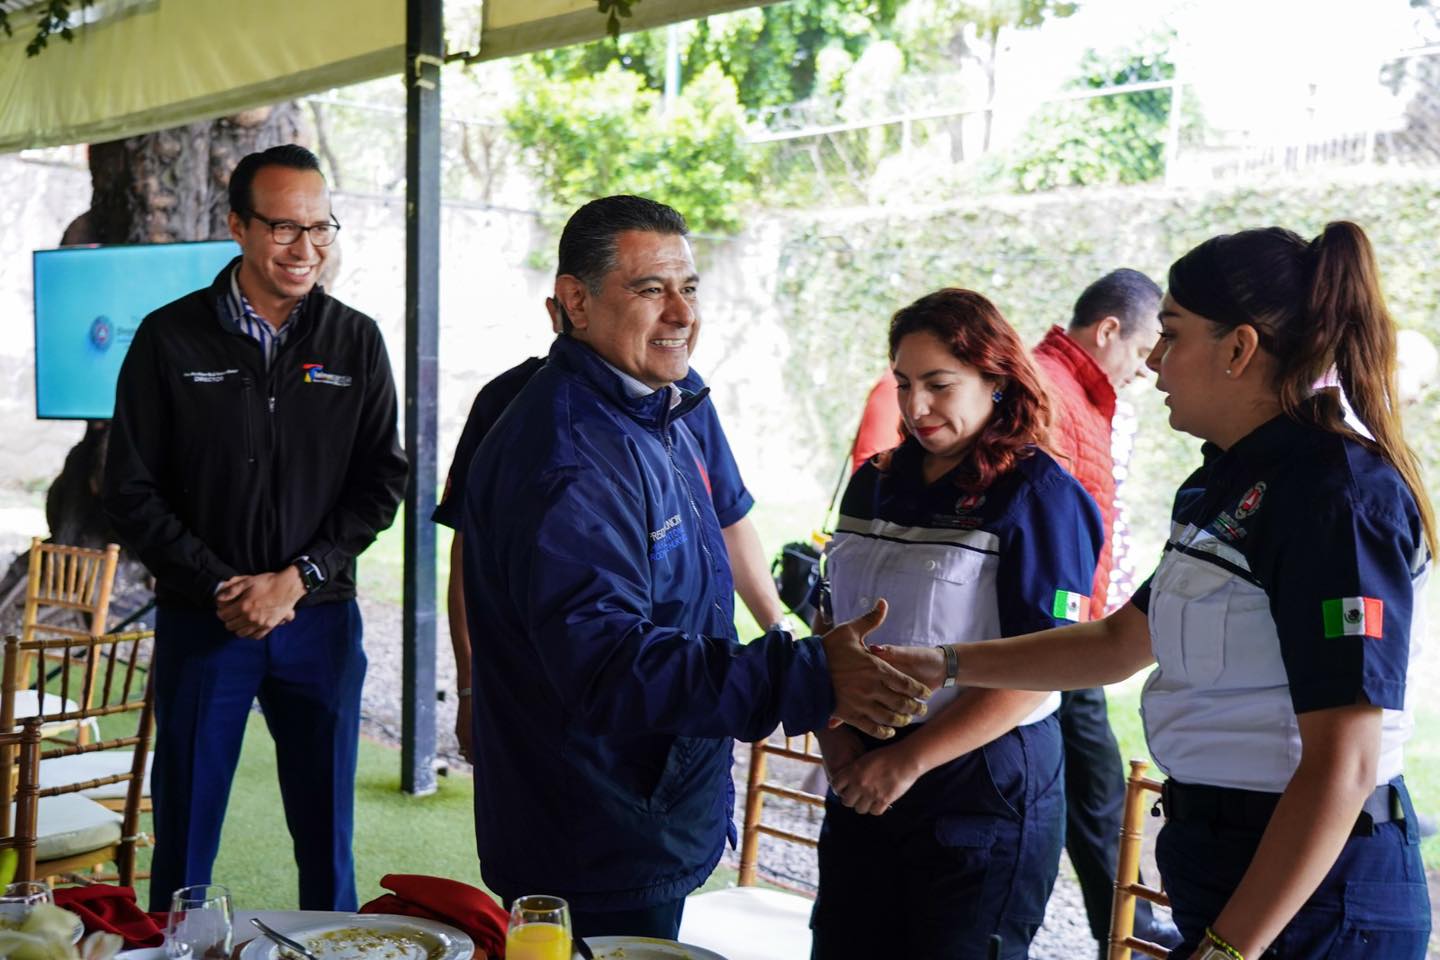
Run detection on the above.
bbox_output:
[1204,927,1245,960]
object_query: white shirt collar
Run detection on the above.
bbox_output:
[600,358,682,408]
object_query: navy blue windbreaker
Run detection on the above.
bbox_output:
[433,361,753,531]
[462,335,834,910]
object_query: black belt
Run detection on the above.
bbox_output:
[1159,778,1407,838]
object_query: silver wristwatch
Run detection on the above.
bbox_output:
[942,644,958,688]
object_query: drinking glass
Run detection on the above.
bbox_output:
[165,884,233,960]
[505,894,572,960]
[0,880,53,928]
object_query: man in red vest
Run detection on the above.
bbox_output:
[1032,268,1175,956]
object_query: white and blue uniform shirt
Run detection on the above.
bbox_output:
[824,440,1104,724]
[1134,412,1428,794]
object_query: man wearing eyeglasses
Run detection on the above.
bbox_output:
[103,143,407,912]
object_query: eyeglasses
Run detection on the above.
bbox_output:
[245,211,341,247]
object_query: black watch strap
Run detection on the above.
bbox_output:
[293,555,325,593]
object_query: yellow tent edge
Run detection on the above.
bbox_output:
[1,45,404,153]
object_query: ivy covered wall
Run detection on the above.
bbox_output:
[768,169,1440,558]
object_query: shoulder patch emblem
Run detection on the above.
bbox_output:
[1322,597,1383,638]
[1051,590,1090,623]
[1234,481,1267,519]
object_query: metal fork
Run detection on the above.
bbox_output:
[249,918,320,960]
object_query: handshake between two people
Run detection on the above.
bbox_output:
[818,598,939,739]
[817,601,956,817]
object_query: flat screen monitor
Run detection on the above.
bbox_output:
[33,240,240,420]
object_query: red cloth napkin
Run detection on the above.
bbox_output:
[360,874,507,959]
[53,884,166,949]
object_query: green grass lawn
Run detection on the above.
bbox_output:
[125,713,740,911]
[130,713,485,910]
[356,507,450,610]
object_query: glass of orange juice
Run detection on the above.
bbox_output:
[506,894,572,960]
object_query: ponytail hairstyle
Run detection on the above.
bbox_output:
[1167,221,1436,555]
[883,288,1052,493]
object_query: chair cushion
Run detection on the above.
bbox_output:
[11,691,102,738]
[680,887,814,960]
[39,750,152,800]
[28,794,123,862]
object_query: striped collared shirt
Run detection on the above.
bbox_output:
[226,266,305,369]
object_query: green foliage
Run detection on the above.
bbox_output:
[1008,38,1182,192]
[132,713,486,907]
[530,0,902,110]
[897,0,1077,73]
[505,60,756,234]
[597,0,639,40]
[0,0,90,56]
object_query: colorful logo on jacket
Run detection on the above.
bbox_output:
[1234,481,1267,519]
[1051,589,1090,623]
[1322,596,1383,639]
[955,493,985,512]
[89,315,112,351]
[648,513,688,561]
[302,363,352,387]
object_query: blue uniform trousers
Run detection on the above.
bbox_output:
[149,601,366,912]
[810,715,1065,960]
[1157,776,1430,959]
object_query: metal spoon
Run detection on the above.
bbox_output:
[249,918,320,960]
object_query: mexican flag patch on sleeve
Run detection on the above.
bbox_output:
[1322,597,1384,639]
[1051,590,1090,623]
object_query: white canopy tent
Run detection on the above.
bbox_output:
[0,0,768,152]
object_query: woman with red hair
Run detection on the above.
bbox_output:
[810,288,1103,959]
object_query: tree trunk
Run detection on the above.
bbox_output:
[981,26,999,154]
[0,104,308,625]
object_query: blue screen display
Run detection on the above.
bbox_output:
[33,240,240,420]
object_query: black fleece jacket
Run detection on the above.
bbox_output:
[102,259,407,609]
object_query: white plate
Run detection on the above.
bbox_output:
[237,915,473,960]
[585,936,728,960]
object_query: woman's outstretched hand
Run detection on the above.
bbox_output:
[870,643,947,692]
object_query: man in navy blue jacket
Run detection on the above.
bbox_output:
[462,196,929,940]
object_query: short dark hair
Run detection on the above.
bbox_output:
[1069,268,1161,337]
[228,144,323,218]
[556,195,688,312]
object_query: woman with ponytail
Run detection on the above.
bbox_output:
[879,224,1433,959]
[809,289,1103,959]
